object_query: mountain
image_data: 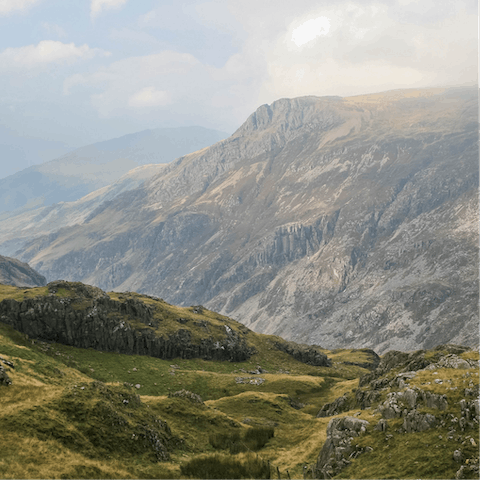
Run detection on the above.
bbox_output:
[0,126,228,213]
[3,86,478,354]
[0,125,73,179]
[0,255,46,287]
[0,281,478,479]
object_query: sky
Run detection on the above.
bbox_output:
[0,0,477,175]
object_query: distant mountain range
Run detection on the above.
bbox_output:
[0,126,228,213]
[1,86,478,353]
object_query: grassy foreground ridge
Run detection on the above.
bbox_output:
[0,281,478,479]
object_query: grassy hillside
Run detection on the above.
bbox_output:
[0,282,478,479]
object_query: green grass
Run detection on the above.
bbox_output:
[0,281,478,479]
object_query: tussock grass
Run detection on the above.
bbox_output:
[180,452,271,479]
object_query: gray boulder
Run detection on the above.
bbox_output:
[314,416,370,479]
[402,410,436,433]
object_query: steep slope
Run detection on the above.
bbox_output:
[0,255,46,287]
[0,164,166,257]
[0,126,228,213]
[9,86,479,353]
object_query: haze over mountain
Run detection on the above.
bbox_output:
[2,86,478,354]
[0,126,228,213]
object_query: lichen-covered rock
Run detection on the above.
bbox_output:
[314,416,370,479]
[374,419,388,432]
[317,393,351,417]
[168,389,204,404]
[424,354,477,370]
[0,365,12,386]
[402,410,436,433]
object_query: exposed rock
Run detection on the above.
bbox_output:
[424,354,477,370]
[378,387,447,419]
[168,389,204,404]
[317,394,351,418]
[355,389,381,409]
[374,419,388,432]
[0,356,14,369]
[0,281,255,362]
[235,377,265,385]
[274,340,331,367]
[455,465,466,479]
[402,410,436,433]
[359,346,474,388]
[453,450,463,463]
[314,416,370,479]
[0,365,12,386]
[0,255,46,287]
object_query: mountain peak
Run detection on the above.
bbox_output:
[233,95,345,137]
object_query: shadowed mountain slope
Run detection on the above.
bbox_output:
[4,86,478,353]
[0,256,46,287]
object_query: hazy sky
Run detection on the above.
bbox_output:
[0,0,477,153]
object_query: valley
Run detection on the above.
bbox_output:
[0,281,478,479]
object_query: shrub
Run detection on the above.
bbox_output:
[209,427,274,454]
[180,453,270,479]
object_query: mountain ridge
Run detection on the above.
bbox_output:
[0,126,229,214]
[2,86,478,354]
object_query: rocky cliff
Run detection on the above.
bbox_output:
[0,280,331,367]
[2,86,478,353]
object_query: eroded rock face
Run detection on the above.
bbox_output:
[317,394,351,418]
[274,340,331,367]
[0,282,254,362]
[314,416,370,479]
[402,410,436,433]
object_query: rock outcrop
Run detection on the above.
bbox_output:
[274,340,331,367]
[0,281,255,362]
[314,416,370,479]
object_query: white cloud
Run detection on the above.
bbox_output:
[291,16,331,47]
[128,87,171,108]
[0,41,110,71]
[63,51,201,117]
[0,0,40,15]
[91,0,128,19]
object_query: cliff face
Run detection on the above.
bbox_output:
[5,87,478,353]
[0,255,46,287]
[0,281,255,362]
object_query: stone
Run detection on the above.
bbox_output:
[317,394,350,417]
[374,419,388,432]
[0,365,12,386]
[168,389,204,404]
[403,411,436,433]
[315,416,370,479]
[453,450,463,463]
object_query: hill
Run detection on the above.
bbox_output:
[5,86,477,354]
[0,126,228,213]
[0,280,478,479]
[0,256,46,287]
